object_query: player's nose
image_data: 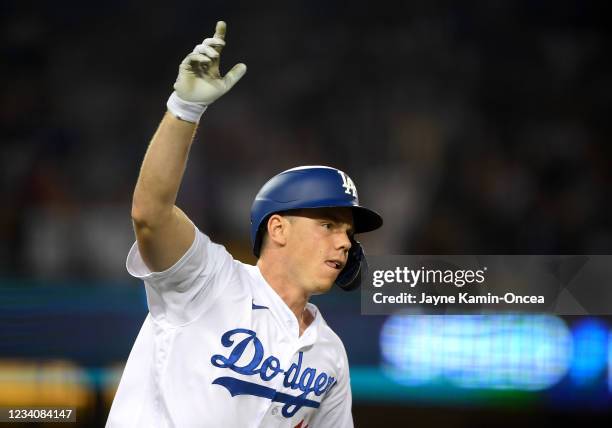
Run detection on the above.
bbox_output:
[335,231,352,253]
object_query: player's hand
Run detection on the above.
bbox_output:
[173,21,247,105]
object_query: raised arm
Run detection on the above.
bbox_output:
[131,21,247,272]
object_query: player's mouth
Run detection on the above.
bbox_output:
[325,260,345,270]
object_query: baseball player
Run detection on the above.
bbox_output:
[107,21,382,428]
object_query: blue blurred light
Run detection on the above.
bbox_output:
[380,314,572,391]
[609,332,612,394]
[569,318,608,386]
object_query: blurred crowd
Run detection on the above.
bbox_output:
[1,1,610,281]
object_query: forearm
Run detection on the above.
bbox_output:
[131,112,197,226]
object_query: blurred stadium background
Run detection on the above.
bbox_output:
[1,0,610,426]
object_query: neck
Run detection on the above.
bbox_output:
[256,257,310,325]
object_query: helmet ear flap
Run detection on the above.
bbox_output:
[253,216,270,258]
[335,238,368,291]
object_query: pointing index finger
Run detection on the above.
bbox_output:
[214,21,226,40]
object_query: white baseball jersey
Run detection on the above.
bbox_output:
[106,225,354,428]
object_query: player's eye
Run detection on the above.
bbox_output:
[322,222,332,230]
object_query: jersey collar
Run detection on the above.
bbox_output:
[250,265,321,347]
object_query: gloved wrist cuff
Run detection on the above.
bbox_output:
[166,92,207,123]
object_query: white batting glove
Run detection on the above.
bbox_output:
[167,21,247,123]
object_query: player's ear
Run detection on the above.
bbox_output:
[266,214,290,248]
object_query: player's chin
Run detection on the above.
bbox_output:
[311,273,337,294]
[310,281,335,295]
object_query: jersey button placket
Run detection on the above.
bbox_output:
[277,343,304,420]
[261,333,298,423]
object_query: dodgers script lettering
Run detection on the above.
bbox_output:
[211,329,336,417]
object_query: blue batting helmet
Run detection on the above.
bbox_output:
[250,166,383,291]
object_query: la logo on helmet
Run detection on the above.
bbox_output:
[337,170,358,198]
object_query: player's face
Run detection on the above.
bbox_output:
[284,207,354,295]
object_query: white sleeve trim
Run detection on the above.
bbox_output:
[125,223,200,282]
